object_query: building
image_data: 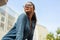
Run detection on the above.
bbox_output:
[0,8,15,31]
[0,6,18,40]
[33,24,48,40]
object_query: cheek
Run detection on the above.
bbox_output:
[30,8,34,11]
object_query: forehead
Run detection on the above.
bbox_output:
[25,2,32,5]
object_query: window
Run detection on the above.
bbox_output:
[1,12,5,16]
[1,16,5,22]
[1,23,4,29]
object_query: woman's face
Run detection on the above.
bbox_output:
[24,2,34,17]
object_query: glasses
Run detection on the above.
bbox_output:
[24,4,33,8]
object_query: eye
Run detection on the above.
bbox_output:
[24,4,33,8]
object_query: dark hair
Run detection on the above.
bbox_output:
[27,1,37,24]
[32,12,37,24]
[28,2,37,23]
[27,1,35,10]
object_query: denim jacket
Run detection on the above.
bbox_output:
[2,13,36,40]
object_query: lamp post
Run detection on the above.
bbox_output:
[0,0,8,6]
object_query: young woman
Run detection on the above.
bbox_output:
[2,1,37,40]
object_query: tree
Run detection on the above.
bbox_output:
[56,28,60,34]
[55,27,60,40]
[46,32,55,40]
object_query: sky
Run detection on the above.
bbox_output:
[6,0,60,34]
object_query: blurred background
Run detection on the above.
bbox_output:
[0,0,60,40]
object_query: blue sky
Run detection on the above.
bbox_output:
[7,0,60,34]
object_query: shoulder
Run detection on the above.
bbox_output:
[18,13,27,20]
[19,13,26,17]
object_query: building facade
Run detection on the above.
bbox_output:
[33,24,48,40]
[0,6,18,40]
[0,9,15,31]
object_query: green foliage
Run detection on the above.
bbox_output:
[46,27,60,40]
[55,36,60,40]
[46,33,55,40]
[56,28,60,34]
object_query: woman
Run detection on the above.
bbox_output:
[2,1,37,40]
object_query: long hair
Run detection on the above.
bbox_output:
[27,1,35,10]
[32,12,37,24]
[28,1,37,24]
[26,1,37,24]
